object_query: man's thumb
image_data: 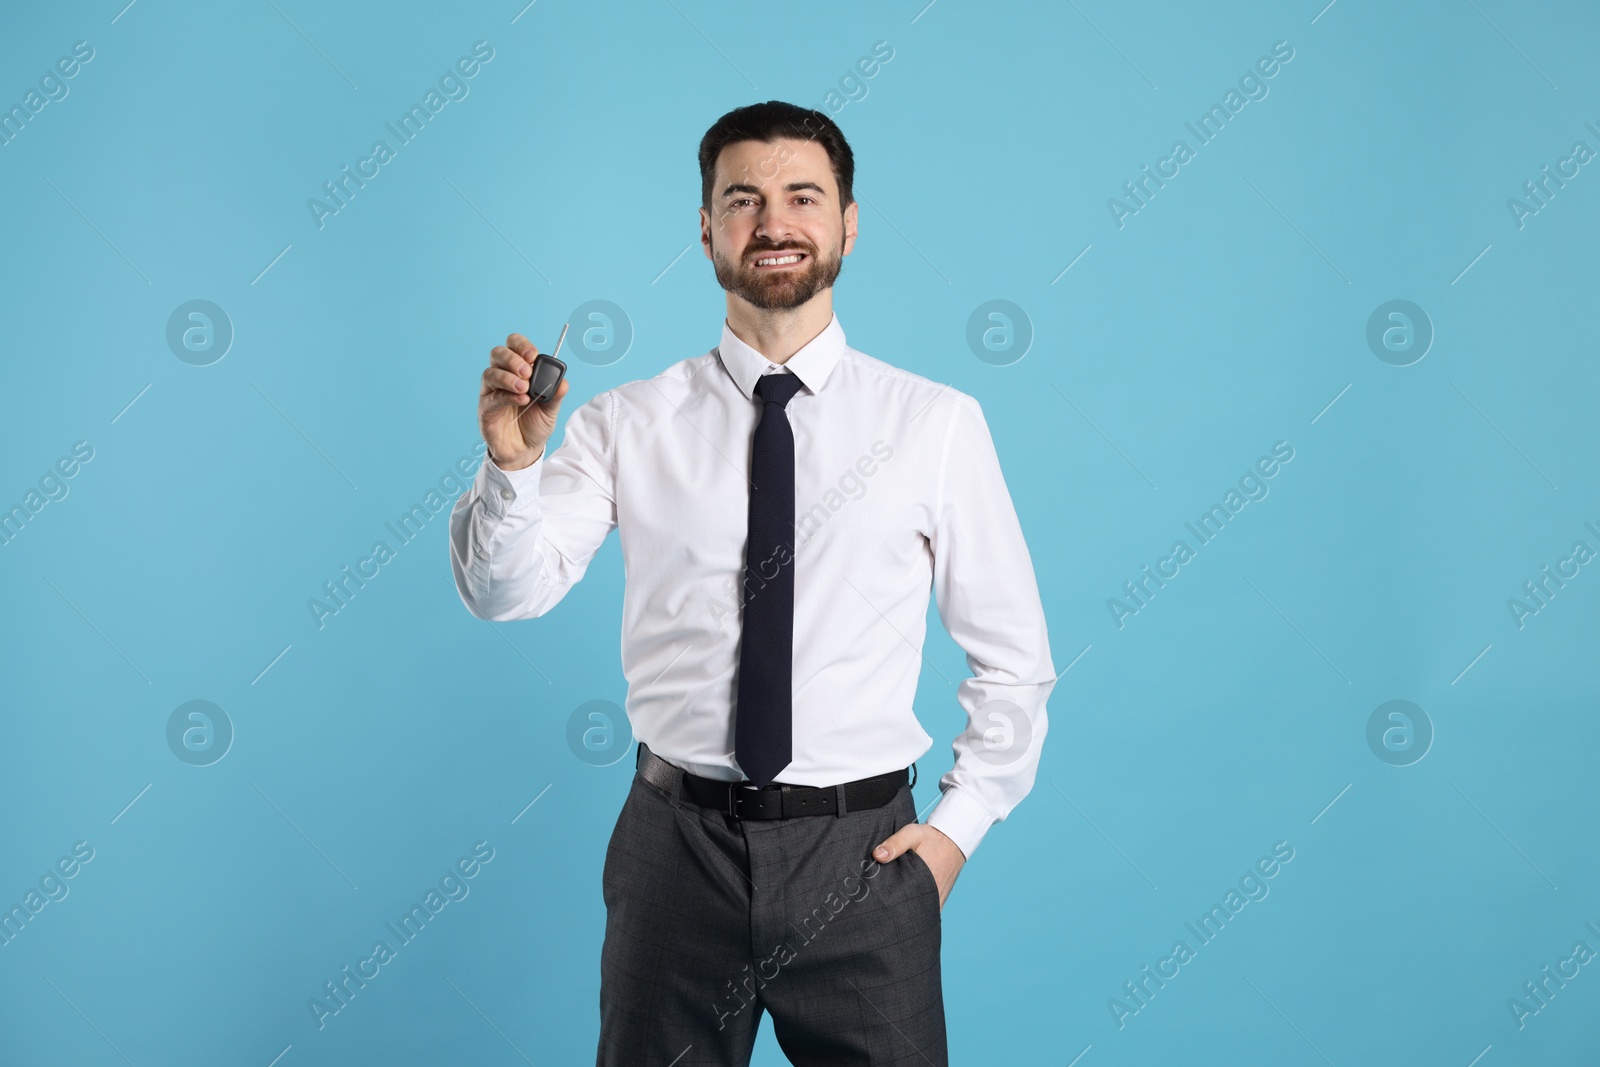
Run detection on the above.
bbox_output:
[872,827,918,863]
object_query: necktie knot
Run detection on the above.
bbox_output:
[754,371,805,409]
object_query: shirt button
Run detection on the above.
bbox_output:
[499,488,513,501]
[476,547,490,561]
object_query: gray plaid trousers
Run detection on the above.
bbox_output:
[596,744,948,1066]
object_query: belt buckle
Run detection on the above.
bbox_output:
[728,782,760,819]
[728,781,779,819]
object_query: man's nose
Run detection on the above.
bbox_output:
[755,203,794,243]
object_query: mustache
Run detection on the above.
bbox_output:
[745,242,812,260]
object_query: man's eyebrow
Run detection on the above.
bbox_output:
[719,181,828,199]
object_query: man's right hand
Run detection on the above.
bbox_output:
[479,333,571,471]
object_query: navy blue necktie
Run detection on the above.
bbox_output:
[735,371,806,787]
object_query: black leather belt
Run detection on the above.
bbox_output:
[636,741,916,820]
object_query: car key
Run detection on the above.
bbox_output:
[528,322,569,403]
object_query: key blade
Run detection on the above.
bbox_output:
[550,322,570,360]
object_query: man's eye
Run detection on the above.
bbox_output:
[731,198,754,208]
[795,197,815,205]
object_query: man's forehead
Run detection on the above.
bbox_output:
[716,138,833,186]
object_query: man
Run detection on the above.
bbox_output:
[449,101,1055,1066]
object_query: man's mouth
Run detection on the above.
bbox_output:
[751,251,808,270]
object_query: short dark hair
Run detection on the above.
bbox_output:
[698,100,855,213]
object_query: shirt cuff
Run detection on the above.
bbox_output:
[476,450,544,514]
[924,784,999,862]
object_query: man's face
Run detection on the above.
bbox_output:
[699,137,859,311]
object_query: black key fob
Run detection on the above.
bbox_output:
[528,322,569,403]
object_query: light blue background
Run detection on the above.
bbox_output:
[2,0,1596,1063]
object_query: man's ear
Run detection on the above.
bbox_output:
[699,206,713,260]
[841,200,860,257]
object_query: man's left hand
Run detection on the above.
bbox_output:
[873,823,965,910]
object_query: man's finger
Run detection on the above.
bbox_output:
[480,386,526,413]
[871,824,921,862]
[483,367,527,394]
[490,345,532,376]
[506,334,540,360]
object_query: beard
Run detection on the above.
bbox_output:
[711,233,843,311]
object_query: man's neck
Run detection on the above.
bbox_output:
[724,292,834,365]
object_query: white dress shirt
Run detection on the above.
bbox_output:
[448,312,1055,859]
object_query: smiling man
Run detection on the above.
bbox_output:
[449,100,1056,1066]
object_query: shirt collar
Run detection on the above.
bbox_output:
[716,312,847,400]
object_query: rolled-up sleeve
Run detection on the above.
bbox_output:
[923,393,1056,861]
[448,390,619,621]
